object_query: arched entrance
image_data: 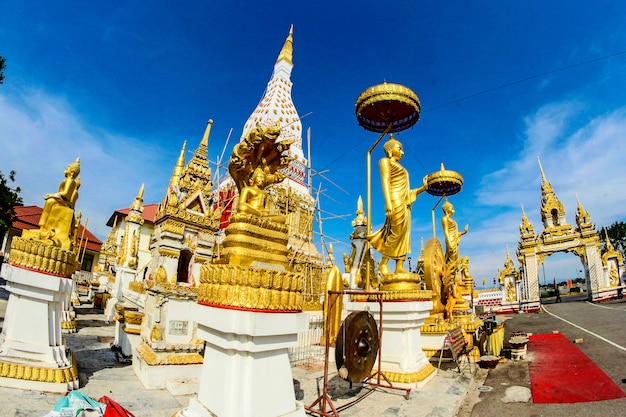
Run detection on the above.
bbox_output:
[516,159,622,311]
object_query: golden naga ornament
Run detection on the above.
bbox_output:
[199,122,304,311]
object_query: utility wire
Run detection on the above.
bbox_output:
[320,48,626,171]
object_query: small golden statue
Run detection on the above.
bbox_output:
[238,167,286,223]
[441,200,468,265]
[23,158,80,251]
[368,135,427,277]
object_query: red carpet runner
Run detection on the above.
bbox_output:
[528,333,626,403]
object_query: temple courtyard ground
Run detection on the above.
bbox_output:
[0,276,625,417]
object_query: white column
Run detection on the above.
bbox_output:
[179,305,307,417]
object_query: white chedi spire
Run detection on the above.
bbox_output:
[240,25,308,194]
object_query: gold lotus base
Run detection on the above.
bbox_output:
[380,271,422,292]
[8,237,77,277]
[0,354,79,387]
[61,319,77,333]
[372,363,436,384]
[199,264,303,311]
[135,343,203,366]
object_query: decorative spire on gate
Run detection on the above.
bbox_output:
[537,157,569,231]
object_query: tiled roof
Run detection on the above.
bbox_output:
[106,203,158,227]
[11,205,103,252]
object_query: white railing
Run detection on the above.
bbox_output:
[289,313,325,367]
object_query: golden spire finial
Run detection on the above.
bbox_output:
[201,120,213,148]
[537,156,546,181]
[138,183,144,200]
[276,25,293,65]
[171,141,187,184]
[604,228,615,251]
[356,195,364,214]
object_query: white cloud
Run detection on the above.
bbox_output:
[460,101,626,283]
[0,87,173,239]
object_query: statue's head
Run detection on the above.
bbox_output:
[67,158,81,177]
[442,200,454,214]
[249,167,266,187]
[383,135,402,158]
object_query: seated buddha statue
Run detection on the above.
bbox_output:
[237,167,286,224]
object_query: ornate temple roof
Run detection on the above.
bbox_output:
[537,157,570,231]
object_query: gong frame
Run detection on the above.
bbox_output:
[305,289,411,417]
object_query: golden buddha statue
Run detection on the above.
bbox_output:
[39,158,80,229]
[22,158,80,251]
[444,273,465,320]
[237,167,286,223]
[368,135,427,276]
[441,200,467,266]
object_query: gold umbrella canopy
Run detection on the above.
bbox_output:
[425,163,464,196]
[355,82,421,133]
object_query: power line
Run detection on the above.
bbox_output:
[321,48,626,171]
[425,49,626,112]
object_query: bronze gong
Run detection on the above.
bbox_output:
[335,311,380,383]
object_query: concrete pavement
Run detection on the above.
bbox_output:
[2,277,625,417]
[0,281,474,417]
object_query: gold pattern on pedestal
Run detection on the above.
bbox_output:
[199,123,303,311]
[0,356,78,386]
[18,158,81,276]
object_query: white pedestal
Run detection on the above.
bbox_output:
[345,299,435,388]
[0,264,78,392]
[178,304,308,417]
[104,267,138,322]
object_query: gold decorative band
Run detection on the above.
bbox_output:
[9,237,77,277]
[350,289,432,302]
[199,264,303,311]
[135,343,204,366]
[61,320,77,331]
[373,363,436,384]
[0,355,79,385]
[128,281,146,293]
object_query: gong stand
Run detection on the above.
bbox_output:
[305,290,411,417]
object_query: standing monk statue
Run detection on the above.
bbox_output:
[368,135,427,276]
[441,200,468,265]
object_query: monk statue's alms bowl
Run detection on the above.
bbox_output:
[425,163,463,197]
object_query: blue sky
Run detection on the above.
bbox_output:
[2,1,626,286]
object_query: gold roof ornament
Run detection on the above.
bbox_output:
[425,163,463,196]
[355,81,421,133]
[276,25,294,65]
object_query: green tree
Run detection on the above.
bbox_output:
[0,170,23,237]
[0,54,5,84]
[599,221,626,259]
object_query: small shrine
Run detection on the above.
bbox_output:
[0,159,82,392]
[131,120,221,391]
